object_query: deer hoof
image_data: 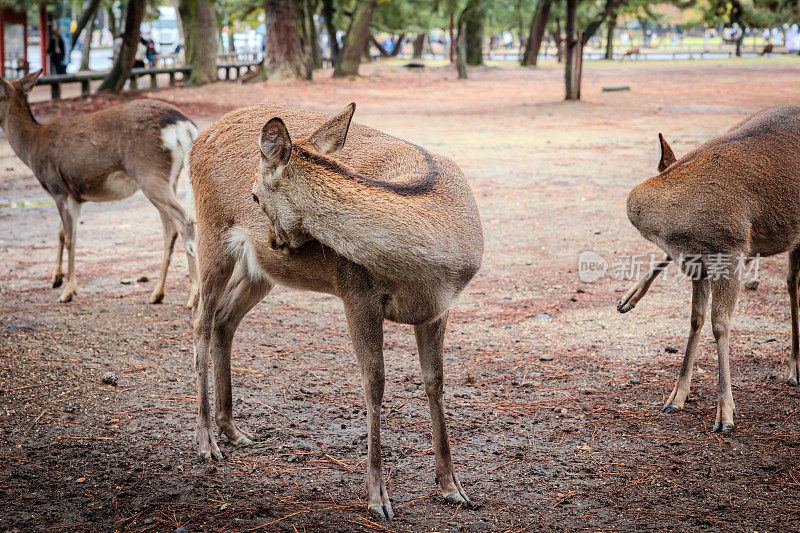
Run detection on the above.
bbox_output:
[617,299,634,314]
[713,421,734,434]
[149,292,165,304]
[368,502,394,521]
[52,273,63,288]
[661,403,682,414]
[58,290,76,303]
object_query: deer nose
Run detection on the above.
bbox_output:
[252,193,260,205]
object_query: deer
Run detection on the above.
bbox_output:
[188,102,483,520]
[619,47,640,60]
[619,105,800,433]
[0,70,198,306]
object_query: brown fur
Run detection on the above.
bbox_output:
[620,105,800,432]
[0,70,198,305]
[189,103,483,520]
[620,47,640,60]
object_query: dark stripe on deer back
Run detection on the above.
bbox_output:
[292,144,438,196]
[159,108,196,129]
[655,126,781,179]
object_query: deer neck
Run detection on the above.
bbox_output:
[286,151,434,277]
[3,95,41,167]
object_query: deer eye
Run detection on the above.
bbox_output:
[252,193,260,205]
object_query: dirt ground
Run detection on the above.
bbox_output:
[2,58,800,532]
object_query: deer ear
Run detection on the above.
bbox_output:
[657,133,677,172]
[259,118,292,174]
[19,69,42,95]
[308,102,356,154]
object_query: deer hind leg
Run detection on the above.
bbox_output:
[52,222,65,288]
[194,245,234,461]
[710,276,739,433]
[141,181,197,305]
[787,247,800,385]
[54,196,81,303]
[343,293,393,521]
[415,311,471,508]
[617,256,671,313]
[210,267,272,445]
[662,278,710,413]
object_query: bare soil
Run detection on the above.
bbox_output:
[2,58,800,532]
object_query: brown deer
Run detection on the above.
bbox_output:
[619,47,640,60]
[188,103,483,520]
[620,106,800,433]
[0,70,198,305]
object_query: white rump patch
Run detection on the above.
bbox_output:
[162,120,199,186]
[225,227,267,281]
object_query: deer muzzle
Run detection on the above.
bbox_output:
[268,226,286,251]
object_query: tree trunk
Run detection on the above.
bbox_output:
[322,0,339,64]
[371,34,404,57]
[79,12,95,70]
[71,0,102,48]
[333,0,378,77]
[463,1,484,66]
[449,13,455,63]
[106,5,117,38]
[261,0,309,80]
[521,0,551,66]
[412,33,425,59]
[302,0,322,69]
[456,19,467,79]
[179,0,218,85]
[554,17,562,62]
[564,0,579,100]
[228,23,236,54]
[99,0,145,92]
[605,16,615,59]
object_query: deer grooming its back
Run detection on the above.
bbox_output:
[0,70,198,305]
[189,103,483,520]
[619,105,800,433]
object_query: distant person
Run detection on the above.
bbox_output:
[47,24,67,74]
[145,38,157,68]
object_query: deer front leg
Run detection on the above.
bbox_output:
[710,277,739,433]
[786,248,800,385]
[414,312,471,507]
[663,278,710,413]
[344,296,393,521]
[52,222,65,288]
[54,196,81,302]
[617,256,671,313]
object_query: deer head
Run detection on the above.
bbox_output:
[251,102,356,251]
[0,70,42,123]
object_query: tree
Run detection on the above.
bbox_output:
[462,0,485,65]
[71,0,102,48]
[521,0,552,66]
[99,0,146,92]
[322,0,340,63]
[333,0,378,77]
[263,0,310,79]
[178,0,218,84]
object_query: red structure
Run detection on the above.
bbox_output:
[0,6,30,78]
